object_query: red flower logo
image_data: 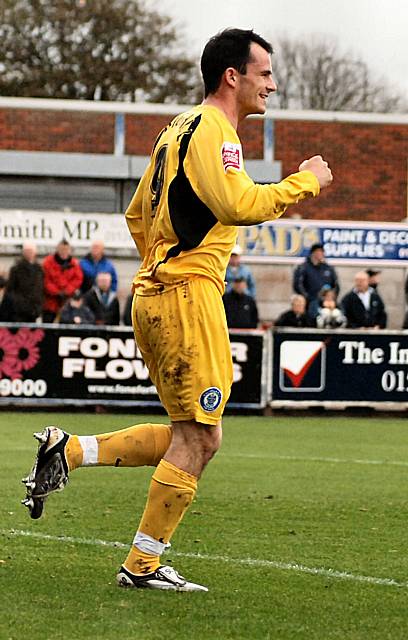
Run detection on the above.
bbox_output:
[0,328,44,379]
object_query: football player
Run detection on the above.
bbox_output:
[22,28,332,592]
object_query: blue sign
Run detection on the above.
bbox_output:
[236,220,408,264]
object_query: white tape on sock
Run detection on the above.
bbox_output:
[78,435,98,466]
[133,531,167,556]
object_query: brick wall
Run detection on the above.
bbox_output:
[125,114,172,155]
[1,103,407,222]
[0,108,114,153]
[275,120,408,222]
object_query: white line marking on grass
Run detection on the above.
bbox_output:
[220,454,408,467]
[1,528,406,589]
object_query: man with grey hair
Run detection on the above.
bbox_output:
[341,270,387,329]
[83,271,120,325]
[275,294,314,327]
[6,242,43,322]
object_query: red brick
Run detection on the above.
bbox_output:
[0,105,406,222]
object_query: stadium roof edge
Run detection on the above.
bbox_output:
[0,96,407,125]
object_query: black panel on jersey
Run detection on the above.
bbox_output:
[165,115,218,262]
[151,126,168,153]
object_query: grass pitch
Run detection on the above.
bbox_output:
[1,411,408,639]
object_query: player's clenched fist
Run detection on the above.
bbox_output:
[298,155,333,189]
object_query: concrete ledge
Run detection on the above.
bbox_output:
[0,150,281,182]
[0,150,146,179]
[246,159,281,182]
[1,96,407,125]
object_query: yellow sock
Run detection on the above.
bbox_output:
[124,459,197,575]
[65,423,172,471]
[65,436,83,471]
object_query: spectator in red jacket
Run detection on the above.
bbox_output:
[42,240,83,323]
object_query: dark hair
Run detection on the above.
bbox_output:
[319,285,333,299]
[309,243,324,254]
[72,289,82,301]
[201,28,273,97]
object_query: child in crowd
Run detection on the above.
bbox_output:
[316,286,346,329]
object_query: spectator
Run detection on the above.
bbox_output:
[0,276,15,321]
[80,240,118,293]
[315,286,346,329]
[84,272,120,325]
[123,293,133,326]
[275,294,314,328]
[293,243,339,318]
[6,242,43,322]
[366,269,381,291]
[225,244,256,298]
[223,276,258,329]
[60,290,95,325]
[341,270,387,329]
[42,240,83,323]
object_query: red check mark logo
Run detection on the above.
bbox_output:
[283,344,323,388]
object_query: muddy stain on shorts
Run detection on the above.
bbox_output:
[163,357,190,388]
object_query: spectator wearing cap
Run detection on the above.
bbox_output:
[59,290,95,325]
[366,269,381,291]
[275,294,314,328]
[225,244,256,299]
[293,243,339,319]
[341,270,387,329]
[223,276,259,329]
[80,240,118,294]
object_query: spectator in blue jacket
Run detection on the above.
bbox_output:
[80,240,118,293]
[225,244,256,298]
[293,243,339,319]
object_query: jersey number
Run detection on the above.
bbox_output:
[150,144,168,214]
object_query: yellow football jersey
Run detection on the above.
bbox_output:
[126,104,319,295]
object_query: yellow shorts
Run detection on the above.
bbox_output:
[132,278,233,425]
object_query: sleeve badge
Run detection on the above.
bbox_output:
[221,142,242,173]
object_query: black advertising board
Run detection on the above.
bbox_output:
[0,324,268,409]
[3,324,408,409]
[272,328,408,404]
[228,329,270,408]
